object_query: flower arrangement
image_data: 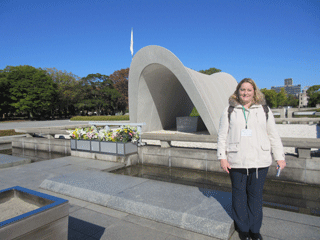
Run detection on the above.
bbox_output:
[68,126,99,140]
[68,126,140,143]
[110,126,140,143]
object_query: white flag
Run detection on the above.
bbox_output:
[130,28,133,57]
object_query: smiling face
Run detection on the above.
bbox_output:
[238,82,254,106]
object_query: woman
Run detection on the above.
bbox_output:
[217,78,286,240]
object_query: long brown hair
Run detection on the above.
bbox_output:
[230,78,265,104]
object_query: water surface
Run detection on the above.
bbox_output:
[111,164,320,217]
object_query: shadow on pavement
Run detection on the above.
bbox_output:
[68,216,105,240]
[199,188,233,219]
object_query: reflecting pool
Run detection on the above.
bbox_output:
[111,164,320,217]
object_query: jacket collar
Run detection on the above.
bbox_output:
[229,95,267,108]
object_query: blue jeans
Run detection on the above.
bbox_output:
[229,167,269,233]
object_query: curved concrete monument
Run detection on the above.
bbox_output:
[129,45,237,136]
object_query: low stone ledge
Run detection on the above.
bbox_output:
[11,137,71,154]
[281,138,320,148]
[142,133,319,149]
[160,140,171,148]
[12,137,70,145]
[275,118,320,123]
[40,170,235,240]
[71,150,138,166]
[0,154,31,168]
[139,145,220,172]
[0,135,27,144]
[15,129,69,135]
[15,124,90,136]
[297,148,311,159]
[141,132,217,142]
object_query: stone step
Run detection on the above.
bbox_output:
[40,169,235,240]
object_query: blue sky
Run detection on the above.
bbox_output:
[1,0,319,90]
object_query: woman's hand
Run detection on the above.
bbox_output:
[220,159,231,173]
[277,160,286,170]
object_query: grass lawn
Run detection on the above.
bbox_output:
[0,129,24,137]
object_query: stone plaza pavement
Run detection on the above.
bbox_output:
[0,120,92,130]
[0,155,319,240]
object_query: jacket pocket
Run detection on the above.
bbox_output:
[261,141,270,151]
[227,142,239,152]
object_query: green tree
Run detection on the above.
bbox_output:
[276,88,287,107]
[285,94,299,107]
[261,88,278,108]
[77,73,121,115]
[109,68,129,113]
[43,68,80,117]
[306,85,320,107]
[0,68,14,118]
[99,78,122,115]
[4,65,57,119]
[199,67,221,75]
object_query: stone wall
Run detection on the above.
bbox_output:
[10,137,320,185]
[138,145,320,185]
[12,137,71,154]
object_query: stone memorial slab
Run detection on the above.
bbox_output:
[176,116,199,132]
[176,116,207,133]
[0,154,31,168]
[40,170,234,239]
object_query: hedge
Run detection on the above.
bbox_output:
[70,115,130,121]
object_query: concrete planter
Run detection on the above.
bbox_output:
[90,140,100,153]
[100,141,117,155]
[0,186,69,240]
[76,140,91,151]
[117,142,138,155]
[71,140,137,156]
[70,139,77,150]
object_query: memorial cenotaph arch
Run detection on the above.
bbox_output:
[128,45,237,136]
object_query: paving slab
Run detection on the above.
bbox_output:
[0,120,90,130]
[40,169,235,239]
[0,154,31,168]
[93,218,170,240]
[0,155,319,239]
[263,207,320,227]
[261,212,320,240]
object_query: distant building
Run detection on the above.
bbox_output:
[271,78,301,96]
[284,78,293,86]
[299,89,309,108]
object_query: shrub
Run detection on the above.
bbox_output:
[190,107,200,117]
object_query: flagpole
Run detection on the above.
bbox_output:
[130,28,134,60]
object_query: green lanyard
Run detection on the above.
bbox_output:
[242,106,250,129]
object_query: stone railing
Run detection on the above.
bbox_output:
[281,137,320,158]
[141,132,320,159]
[287,107,318,118]
[15,122,146,139]
[89,121,146,132]
[274,118,320,124]
[15,124,90,139]
[139,133,320,185]
[271,107,320,124]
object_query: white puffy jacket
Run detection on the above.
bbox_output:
[217,100,285,169]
